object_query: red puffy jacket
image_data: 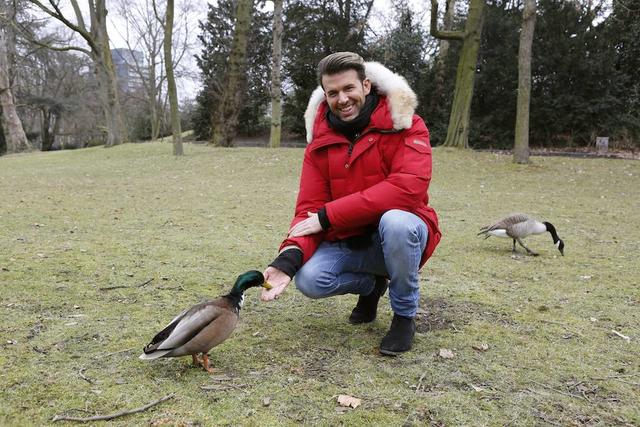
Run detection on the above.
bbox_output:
[279,96,440,267]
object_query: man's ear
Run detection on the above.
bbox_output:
[363,78,371,95]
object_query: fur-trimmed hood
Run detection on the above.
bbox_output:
[303,62,418,143]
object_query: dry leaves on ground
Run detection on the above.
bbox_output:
[472,343,489,352]
[439,348,455,359]
[337,394,361,409]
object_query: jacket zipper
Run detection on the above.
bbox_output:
[347,133,360,157]
[345,128,399,167]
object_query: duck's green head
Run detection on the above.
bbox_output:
[230,270,271,294]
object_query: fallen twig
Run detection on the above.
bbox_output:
[531,381,587,401]
[51,393,174,423]
[591,373,640,381]
[611,330,631,343]
[78,368,94,384]
[590,376,640,387]
[201,383,248,393]
[136,278,154,288]
[99,347,135,359]
[531,409,562,427]
[98,278,154,291]
[415,372,426,394]
[539,320,585,337]
[98,285,128,291]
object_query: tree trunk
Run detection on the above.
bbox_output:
[149,63,160,142]
[442,0,485,148]
[513,0,537,164]
[269,0,284,148]
[41,108,53,151]
[163,0,183,155]
[0,26,30,154]
[430,0,456,113]
[91,0,128,146]
[3,0,18,85]
[94,57,126,147]
[210,0,253,147]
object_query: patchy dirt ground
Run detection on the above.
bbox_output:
[1,143,638,425]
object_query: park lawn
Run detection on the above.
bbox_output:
[0,142,638,426]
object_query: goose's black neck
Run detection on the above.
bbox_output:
[543,222,560,243]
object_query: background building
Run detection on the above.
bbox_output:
[111,48,146,92]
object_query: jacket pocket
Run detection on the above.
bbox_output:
[401,137,431,175]
[405,137,430,154]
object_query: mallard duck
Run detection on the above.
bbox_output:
[478,213,565,256]
[139,270,271,372]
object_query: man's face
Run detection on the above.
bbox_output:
[321,69,371,122]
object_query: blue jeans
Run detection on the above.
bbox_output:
[294,210,428,318]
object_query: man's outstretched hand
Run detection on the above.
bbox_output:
[261,266,291,301]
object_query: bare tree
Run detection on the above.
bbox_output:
[159,0,182,155]
[431,0,486,148]
[0,7,31,154]
[269,0,283,148]
[25,0,127,146]
[210,0,253,147]
[513,0,537,164]
[114,0,192,144]
[115,0,165,141]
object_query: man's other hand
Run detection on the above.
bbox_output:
[288,212,322,237]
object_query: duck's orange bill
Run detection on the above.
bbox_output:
[262,281,273,290]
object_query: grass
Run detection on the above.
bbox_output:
[1,142,638,426]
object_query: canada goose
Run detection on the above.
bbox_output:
[478,213,564,256]
[139,270,271,372]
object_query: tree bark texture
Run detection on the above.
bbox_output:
[148,53,161,142]
[430,0,457,113]
[90,0,128,147]
[513,0,537,164]
[210,0,253,147]
[269,0,283,148]
[442,0,485,148]
[0,25,30,154]
[431,0,486,148]
[163,0,183,155]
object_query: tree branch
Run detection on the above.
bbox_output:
[152,0,165,27]
[51,393,175,423]
[430,0,465,40]
[69,0,87,32]
[12,20,92,56]
[28,0,100,54]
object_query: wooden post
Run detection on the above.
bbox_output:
[596,137,609,155]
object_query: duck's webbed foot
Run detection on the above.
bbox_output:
[192,353,204,367]
[201,354,217,373]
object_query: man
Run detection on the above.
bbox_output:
[261,52,440,355]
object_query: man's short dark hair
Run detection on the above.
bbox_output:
[317,52,366,87]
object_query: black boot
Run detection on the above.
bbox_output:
[348,276,388,324]
[379,314,416,356]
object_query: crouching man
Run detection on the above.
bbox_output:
[261,52,440,355]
